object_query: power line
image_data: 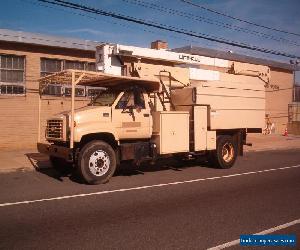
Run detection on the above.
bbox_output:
[25,0,160,36]
[36,0,300,59]
[122,0,300,47]
[181,0,300,37]
[25,0,227,51]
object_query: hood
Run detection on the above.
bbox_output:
[55,105,96,117]
[51,106,111,124]
[74,106,111,125]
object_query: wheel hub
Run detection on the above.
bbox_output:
[88,150,110,177]
[222,142,234,163]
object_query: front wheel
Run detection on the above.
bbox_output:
[77,140,117,184]
[209,135,237,169]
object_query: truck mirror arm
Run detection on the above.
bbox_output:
[121,106,136,121]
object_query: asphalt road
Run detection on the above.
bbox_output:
[0,149,299,250]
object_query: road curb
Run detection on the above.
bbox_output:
[1,147,299,173]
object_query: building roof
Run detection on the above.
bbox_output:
[173,45,300,71]
[1,28,299,71]
[0,28,99,51]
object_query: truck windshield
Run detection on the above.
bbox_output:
[90,89,120,106]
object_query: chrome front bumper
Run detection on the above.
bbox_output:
[37,143,73,162]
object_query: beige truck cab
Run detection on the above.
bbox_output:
[38,71,160,184]
[73,87,152,142]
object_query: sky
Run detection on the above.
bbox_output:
[0,0,299,80]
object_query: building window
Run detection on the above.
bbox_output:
[64,86,86,97]
[65,60,85,70]
[87,87,104,97]
[43,84,62,96]
[0,54,25,95]
[41,58,97,97]
[86,62,96,71]
[64,60,96,71]
[42,85,103,98]
[0,85,25,95]
[40,58,62,77]
[41,58,95,77]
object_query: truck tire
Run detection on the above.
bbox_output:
[49,156,73,174]
[77,140,117,184]
[209,135,237,169]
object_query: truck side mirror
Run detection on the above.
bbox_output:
[121,105,134,113]
[122,106,135,121]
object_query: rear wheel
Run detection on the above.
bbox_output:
[77,140,117,184]
[209,135,237,169]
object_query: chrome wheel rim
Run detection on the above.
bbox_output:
[88,150,110,177]
[222,142,234,163]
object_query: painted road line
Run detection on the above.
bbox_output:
[207,219,300,250]
[0,164,299,208]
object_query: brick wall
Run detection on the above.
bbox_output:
[0,43,94,150]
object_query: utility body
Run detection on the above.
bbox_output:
[37,43,268,184]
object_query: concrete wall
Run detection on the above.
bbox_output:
[0,42,94,150]
[266,68,293,134]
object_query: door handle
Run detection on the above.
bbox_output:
[143,114,149,117]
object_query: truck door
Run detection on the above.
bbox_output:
[113,89,152,139]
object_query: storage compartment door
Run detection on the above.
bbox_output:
[194,106,207,151]
[161,113,189,154]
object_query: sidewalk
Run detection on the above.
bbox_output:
[0,149,51,173]
[245,134,300,152]
[0,134,300,172]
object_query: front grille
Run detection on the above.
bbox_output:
[46,119,63,140]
